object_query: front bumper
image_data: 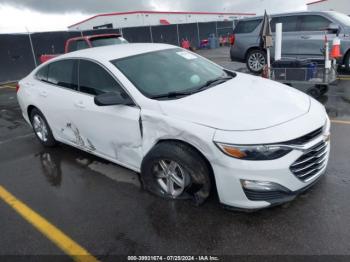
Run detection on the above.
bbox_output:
[211,138,330,210]
[208,98,330,210]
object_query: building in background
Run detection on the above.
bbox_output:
[307,0,350,15]
[68,10,255,31]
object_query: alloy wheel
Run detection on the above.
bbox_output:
[32,115,48,142]
[153,159,186,198]
[248,52,266,72]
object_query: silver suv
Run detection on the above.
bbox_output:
[230,11,350,73]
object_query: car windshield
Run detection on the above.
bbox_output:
[91,36,128,47]
[112,48,234,99]
[329,11,350,27]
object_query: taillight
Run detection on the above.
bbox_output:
[16,83,20,93]
[231,34,236,46]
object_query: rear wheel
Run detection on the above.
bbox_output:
[246,49,266,74]
[30,108,57,147]
[141,142,211,205]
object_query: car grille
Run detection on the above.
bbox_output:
[243,189,291,201]
[290,140,328,182]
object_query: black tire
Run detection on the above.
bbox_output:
[141,141,211,205]
[344,51,350,72]
[30,108,57,147]
[307,87,321,99]
[246,49,267,74]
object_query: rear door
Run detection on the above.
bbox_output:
[297,14,333,58]
[32,59,79,141]
[270,15,301,58]
[67,59,142,169]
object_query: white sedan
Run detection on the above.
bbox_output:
[17,44,330,210]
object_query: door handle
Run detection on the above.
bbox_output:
[39,91,48,97]
[74,101,86,108]
[301,35,311,40]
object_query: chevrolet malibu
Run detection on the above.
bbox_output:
[17,44,330,210]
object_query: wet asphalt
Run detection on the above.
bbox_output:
[1,47,350,260]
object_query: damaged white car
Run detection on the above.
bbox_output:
[17,44,330,210]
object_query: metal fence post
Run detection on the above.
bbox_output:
[176,24,180,46]
[196,22,200,48]
[149,26,153,43]
[25,27,37,68]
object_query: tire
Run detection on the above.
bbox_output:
[344,51,350,72]
[141,141,211,205]
[30,108,57,147]
[246,49,267,74]
[316,85,329,96]
[307,87,321,99]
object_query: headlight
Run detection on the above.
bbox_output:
[215,142,292,160]
[323,117,331,135]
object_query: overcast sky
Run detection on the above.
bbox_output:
[0,0,307,33]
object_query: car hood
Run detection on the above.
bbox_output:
[158,72,311,131]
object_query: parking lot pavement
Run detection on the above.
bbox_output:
[1,49,350,260]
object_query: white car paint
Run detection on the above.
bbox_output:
[17,43,330,210]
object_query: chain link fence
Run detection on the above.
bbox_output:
[0,21,233,83]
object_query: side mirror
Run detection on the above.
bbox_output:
[94,92,133,106]
[326,23,340,34]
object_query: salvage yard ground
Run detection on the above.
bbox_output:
[1,47,350,261]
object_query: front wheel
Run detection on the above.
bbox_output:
[141,142,211,205]
[246,49,267,74]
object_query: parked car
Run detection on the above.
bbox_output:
[230,11,350,73]
[17,44,330,210]
[40,33,128,63]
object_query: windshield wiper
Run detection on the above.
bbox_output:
[151,74,235,99]
[151,91,193,99]
[195,76,233,92]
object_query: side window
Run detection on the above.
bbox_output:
[300,15,331,31]
[234,19,262,34]
[78,60,124,96]
[35,65,48,82]
[76,40,90,51]
[47,60,78,90]
[271,16,299,32]
[67,41,77,52]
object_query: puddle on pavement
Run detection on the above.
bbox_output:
[86,161,140,188]
[36,148,141,188]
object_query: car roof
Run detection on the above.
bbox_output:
[237,11,336,21]
[67,33,122,42]
[56,43,177,63]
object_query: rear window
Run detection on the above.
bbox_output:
[234,19,262,34]
[271,16,299,32]
[67,40,89,52]
[90,36,128,47]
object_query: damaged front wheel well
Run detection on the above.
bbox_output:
[153,139,217,195]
